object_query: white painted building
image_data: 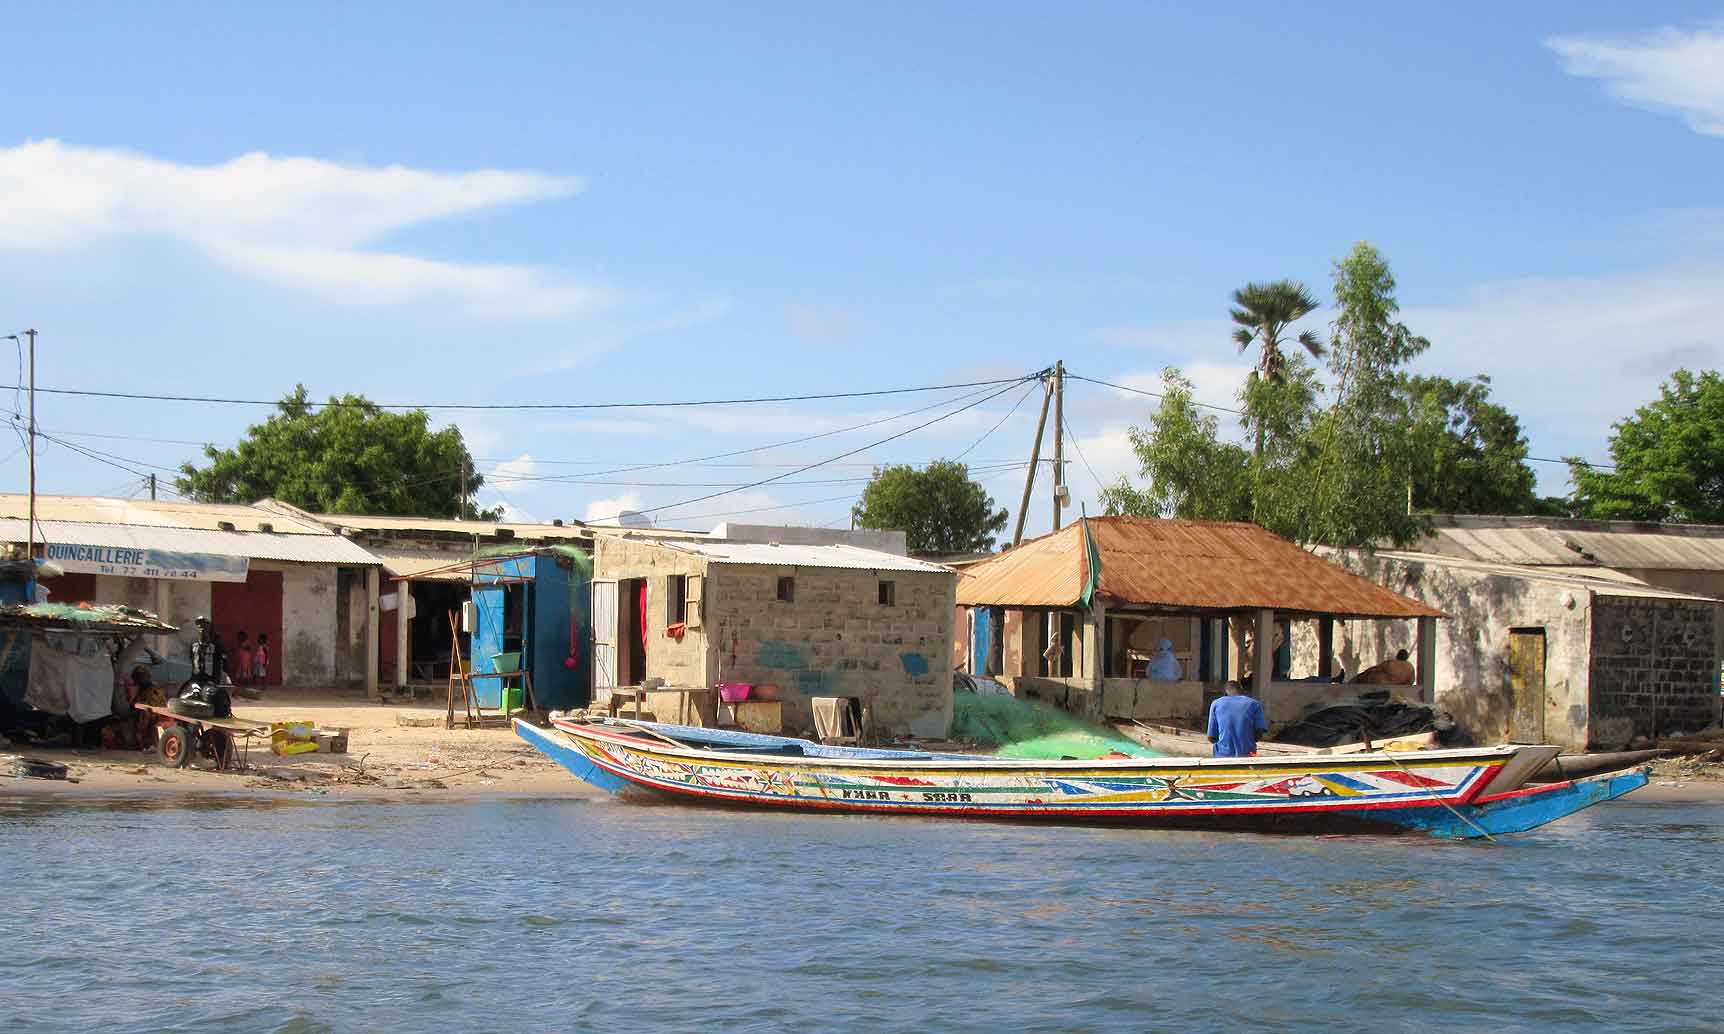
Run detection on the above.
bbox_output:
[0,495,384,690]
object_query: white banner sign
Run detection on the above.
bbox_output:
[44,542,251,583]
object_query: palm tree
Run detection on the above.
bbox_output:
[1230,279,1324,461]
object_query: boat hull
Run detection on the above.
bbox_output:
[515,718,1639,837]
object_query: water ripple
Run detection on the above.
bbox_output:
[0,796,1719,1033]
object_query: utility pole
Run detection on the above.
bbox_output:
[1011,372,1054,547]
[457,457,467,520]
[25,329,36,562]
[148,473,157,501]
[1050,359,1065,532]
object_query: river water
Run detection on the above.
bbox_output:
[1,792,1719,1033]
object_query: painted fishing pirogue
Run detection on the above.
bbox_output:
[515,715,1648,839]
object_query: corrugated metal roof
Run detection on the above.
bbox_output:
[1415,515,1724,571]
[660,540,954,574]
[0,495,334,535]
[0,518,380,565]
[368,545,475,581]
[1368,550,1721,603]
[957,517,1443,619]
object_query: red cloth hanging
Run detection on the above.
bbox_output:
[637,581,648,656]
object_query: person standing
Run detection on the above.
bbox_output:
[233,631,253,689]
[1206,681,1269,758]
[252,632,270,687]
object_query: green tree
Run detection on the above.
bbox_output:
[176,385,498,517]
[1230,279,1325,463]
[1100,369,1253,523]
[1570,369,1724,522]
[1301,242,1430,548]
[852,461,1008,554]
[1402,374,1542,515]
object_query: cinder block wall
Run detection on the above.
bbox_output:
[709,565,955,738]
[1590,596,1722,738]
[595,537,714,687]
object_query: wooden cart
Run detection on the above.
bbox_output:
[137,703,269,771]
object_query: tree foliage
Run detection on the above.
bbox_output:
[852,461,1008,554]
[176,385,497,518]
[1570,369,1724,522]
[1299,242,1430,548]
[1230,279,1324,463]
[1108,243,1556,549]
[1402,374,1543,515]
[1100,369,1252,523]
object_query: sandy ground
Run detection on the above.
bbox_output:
[6,690,1723,804]
[1,688,599,800]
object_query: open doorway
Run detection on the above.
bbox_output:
[409,581,469,683]
[618,577,647,686]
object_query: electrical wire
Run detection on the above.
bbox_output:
[1069,371,1618,470]
[0,375,1035,412]
[589,378,1034,525]
[1061,412,1107,493]
[952,379,1040,461]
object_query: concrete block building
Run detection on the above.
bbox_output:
[591,533,957,737]
[1308,548,1723,749]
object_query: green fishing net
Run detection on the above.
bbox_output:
[952,690,1164,760]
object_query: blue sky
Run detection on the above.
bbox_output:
[3,3,1723,535]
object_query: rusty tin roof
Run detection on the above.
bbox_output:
[956,516,1443,619]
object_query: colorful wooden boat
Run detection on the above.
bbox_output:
[514,715,1647,839]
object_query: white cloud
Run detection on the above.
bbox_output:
[0,139,605,315]
[584,492,645,525]
[529,298,732,373]
[1403,264,1724,444]
[1547,25,1724,135]
[785,302,860,343]
[486,453,541,492]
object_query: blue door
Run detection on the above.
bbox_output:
[971,606,993,676]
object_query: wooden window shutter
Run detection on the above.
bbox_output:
[685,574,703,628]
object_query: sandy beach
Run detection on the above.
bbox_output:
[6,689,1722,804]
[1,689,599,800]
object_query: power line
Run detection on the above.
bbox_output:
[1067,372,1245,416]
[1070,371,1620,472]
[591,378,1036,525]
[0,375,1034,412]
[953,379,1040,461]
[1061,412,1107,493]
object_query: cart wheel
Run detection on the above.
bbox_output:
[159,724,194,768]
[204,729,234,770]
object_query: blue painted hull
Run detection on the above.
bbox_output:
[1357,768,1650,839]
[514,719,636,795]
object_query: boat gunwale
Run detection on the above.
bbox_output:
[547,716,1524,774]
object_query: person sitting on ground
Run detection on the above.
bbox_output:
[128,664,164,750]
[1206,681,1268,758]
[1353,649,1415,686]
[1146,638,1184,681]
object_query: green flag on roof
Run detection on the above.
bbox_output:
[1079,513,1101,609]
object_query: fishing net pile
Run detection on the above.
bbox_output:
[1272,690,1459,747]
[951,689,1164,760]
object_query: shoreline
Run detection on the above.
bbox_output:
[6,689,1722,806]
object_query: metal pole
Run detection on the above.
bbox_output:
[1011,375,1054,547]
[148,473,157,500]
[25,329,36,562]
[458,456,467,520]
[1051,359,1065,532]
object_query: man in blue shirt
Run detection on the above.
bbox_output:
[1206,682,1268,758]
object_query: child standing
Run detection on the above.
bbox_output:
[233,631,253,688]
[252,632,270,687]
